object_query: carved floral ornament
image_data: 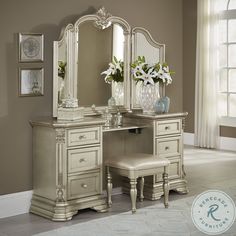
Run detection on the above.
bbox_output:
[94,7,112,30]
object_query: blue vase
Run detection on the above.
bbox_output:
[154,99,165,114]
[161,96,170,113]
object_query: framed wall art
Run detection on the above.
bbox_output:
[19,68,44,96]
[19,33,44,62]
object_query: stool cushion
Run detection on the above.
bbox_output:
[105,153,170,171]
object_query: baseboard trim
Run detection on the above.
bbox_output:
[0,187,123,219]
[0,190,33,219]
[183,132,194,146]
[219,136,236,152]
[184,132,236,151]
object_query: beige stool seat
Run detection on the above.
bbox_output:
[105,153,170,213]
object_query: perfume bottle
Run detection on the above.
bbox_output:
[114,111,123,126]
[103,107,113,127]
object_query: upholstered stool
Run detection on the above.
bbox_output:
[105,153,170,213]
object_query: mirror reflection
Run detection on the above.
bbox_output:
[77,22,125,106]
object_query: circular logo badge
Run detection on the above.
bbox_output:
[191,190,235,235]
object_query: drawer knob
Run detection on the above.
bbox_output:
[79,135,86,140]
[81,184,87,188]
[79,158,85,163]
[165,146,170,151]
[165,126,170,130]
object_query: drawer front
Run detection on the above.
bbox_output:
[155,158,181,182]
[155,136,181,158]
[155,119,181,136]
[67,127,100,147]
[67,172,101,200]
[168,158,181,179]
[68,146,101,174]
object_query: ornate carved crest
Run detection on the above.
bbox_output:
[56,129,65,143]
[94,7,112,30]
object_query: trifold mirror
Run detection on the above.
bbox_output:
[53,7,165,119]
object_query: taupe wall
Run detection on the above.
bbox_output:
[0,0,183,195]
[183,0,236,137]
[183,0,197,133]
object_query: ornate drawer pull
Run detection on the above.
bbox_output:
[79,158,85,163]
[165,146,170,151]
[81,184,87,188]
[79,135,86,140]
[165,126,170,130]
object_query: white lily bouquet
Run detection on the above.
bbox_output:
[131,56,173,85]
[101,56,124,84]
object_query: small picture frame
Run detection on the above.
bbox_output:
[19,33,44,62]
[19,68,44,96]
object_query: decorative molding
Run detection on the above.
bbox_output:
[0,188,122,219]
[220,116,236,128]
[183,132,236,152]
[55,129,65,143]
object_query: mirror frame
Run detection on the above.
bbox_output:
[53,7,131,117]
[53,8,167,118]
[131,27,166,110]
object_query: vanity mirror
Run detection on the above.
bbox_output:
[53,7,131,118]
[53,7,165,118]
[131,27,165,109]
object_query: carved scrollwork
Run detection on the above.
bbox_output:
[56,186,65,203]
[94,7,112,30]
[56,129,65,143]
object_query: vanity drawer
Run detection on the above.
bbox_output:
[67,146,101,174]
[67,127,100,147]
[155,158,181,182]
[155,136,181,158]
[67,172,101,200]
[155,119,181,136]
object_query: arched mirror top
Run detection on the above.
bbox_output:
[74,7,131,34]
[132,27,165,64]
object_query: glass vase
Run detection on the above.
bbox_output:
[138,82,160,113]
[113,82,124,106]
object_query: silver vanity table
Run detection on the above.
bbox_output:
[30,8,188,221]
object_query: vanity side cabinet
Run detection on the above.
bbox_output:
[147,117,188,200]
[30,118,107,221]
[154,119,182,181]
[124,112,188,201]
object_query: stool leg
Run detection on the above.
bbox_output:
[163,166,169,208]
[130,178,137,213]
[107,166,112,207]
[139,177,144,202]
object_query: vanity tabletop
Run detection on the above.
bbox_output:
[125,111,188,120]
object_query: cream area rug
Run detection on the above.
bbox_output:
[33,195,236,236]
